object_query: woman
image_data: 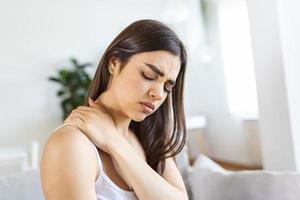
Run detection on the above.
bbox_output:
[40,19,188,200]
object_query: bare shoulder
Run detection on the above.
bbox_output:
[41,125,96,165]
[44,124,94,153]
[40,124,98,200]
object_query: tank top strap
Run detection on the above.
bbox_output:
[51,122,79,133]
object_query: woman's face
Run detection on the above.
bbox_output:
[109,50,181,122]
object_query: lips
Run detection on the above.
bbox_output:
[140,102,155,114]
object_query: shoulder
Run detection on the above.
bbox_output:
[45,124,94,151]
[40,124,98,199]
[42,124,97,164]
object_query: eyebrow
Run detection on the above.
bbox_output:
[144,63,176,85]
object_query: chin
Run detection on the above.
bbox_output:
[132,116,147,122]
[130,113,148,122]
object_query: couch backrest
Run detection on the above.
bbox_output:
[189,155,300,200]
[0,169,44,200]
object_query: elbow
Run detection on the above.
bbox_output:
[143,188,188,200]
[181,193,189,200]
[176,190,189,200]
[145,191,188,200]
[170,190,189,200]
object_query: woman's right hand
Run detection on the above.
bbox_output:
[63,98,124,154]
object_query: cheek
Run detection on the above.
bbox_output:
[158,95,168,107]
[117,74,149,99]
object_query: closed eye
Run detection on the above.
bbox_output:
[141,72,156,80]
[164,83,174,93]
[164,87,172,93]
[142,72,174,93]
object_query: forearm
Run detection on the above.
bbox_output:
[108,138,187,200]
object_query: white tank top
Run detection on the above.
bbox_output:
[52,123,138,200]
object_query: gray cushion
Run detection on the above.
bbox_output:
[189,155,300,200]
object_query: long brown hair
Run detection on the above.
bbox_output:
[84,19,187,175]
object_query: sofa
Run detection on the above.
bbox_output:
[0,169,43,200]
[1,151,300,200]
[175,146,300,200]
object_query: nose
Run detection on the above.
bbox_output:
[149,83,164,100]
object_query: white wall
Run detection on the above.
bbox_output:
[247,0,300,171]
[0,0,263,167]
[277,0,300,171]
[0,0,167,156]
[184,0,262,166]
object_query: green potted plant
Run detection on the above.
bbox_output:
[48,58,93,120]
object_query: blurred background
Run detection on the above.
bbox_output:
[1,0,300,199]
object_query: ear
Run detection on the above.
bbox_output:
[108,57,122,74]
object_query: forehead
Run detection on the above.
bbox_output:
[129,50,181,78]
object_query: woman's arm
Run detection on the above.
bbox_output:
[40,126,98,200]
[61,101,188,199]
[108,137,189,200]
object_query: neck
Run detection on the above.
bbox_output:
[95,91,132,138]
